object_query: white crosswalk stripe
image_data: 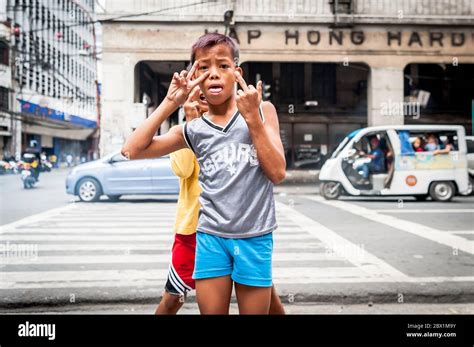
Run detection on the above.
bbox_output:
[1,198,435,293]
[306,195,474,255]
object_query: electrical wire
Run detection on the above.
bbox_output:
[8,0,216,35]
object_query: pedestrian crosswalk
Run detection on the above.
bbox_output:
[1,198,420,299]
[4,199,474,303]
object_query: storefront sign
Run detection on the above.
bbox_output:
[207,28,469,48]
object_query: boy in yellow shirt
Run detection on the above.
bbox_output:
[155,87,284,314]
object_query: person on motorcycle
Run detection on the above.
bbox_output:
[24,151,42,182]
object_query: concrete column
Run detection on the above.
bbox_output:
[99,53,139,157]
[367,66,405,126]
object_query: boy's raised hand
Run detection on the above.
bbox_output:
[234,71,262,123]
[166,60,209,107]
[183,86,202,121]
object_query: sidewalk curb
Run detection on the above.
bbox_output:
[1,281,473,309]
[280,170,320,185]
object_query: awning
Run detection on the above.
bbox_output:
[20,114,96,141]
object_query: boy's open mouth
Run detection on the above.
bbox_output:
[199,94,208,105]
[208,84,223,95]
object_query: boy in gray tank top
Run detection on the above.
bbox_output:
[121,33,286,314]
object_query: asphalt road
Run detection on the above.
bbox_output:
[0,168,473,313]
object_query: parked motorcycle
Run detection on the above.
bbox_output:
[40,154,53,172]
[8,160,20,174]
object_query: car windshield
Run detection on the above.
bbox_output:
[331,137,350,159]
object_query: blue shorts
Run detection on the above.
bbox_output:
[192,231,273,287]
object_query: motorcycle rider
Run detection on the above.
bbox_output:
[24,150,42,182]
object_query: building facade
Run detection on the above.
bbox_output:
[1,0,98,164]
[99,0,474,167]
[0,6,13,157]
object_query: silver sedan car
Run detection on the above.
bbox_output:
[66,151,179,202]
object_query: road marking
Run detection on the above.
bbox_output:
[47,217,177,222]
[0,233,315,242]
[2,252,347,265]
[2,197,471,293]
[16,222,178,228]
[0,235,175,242]
[3,226,306,235]
[22,241,325,252]
[3,228,176,234]
[37,243,174,251]
[1,270,473,290]
[0,267,368,289]
[306,196,474,255]
[0,203,79,233]
[374,209,474,213]
[446,230,474,235]
[275,201,409,280]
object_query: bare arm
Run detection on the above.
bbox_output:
[234,70,286,184]
[121,61,209,160]
[246,102,286,184]
[121,99,186,160]
[433,144,453,155]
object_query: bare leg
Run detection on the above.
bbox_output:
[269,284,285,315]
[155,291,184,315]
[195,276,233,314]
[234,282,271,314]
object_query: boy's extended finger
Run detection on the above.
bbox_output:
[189,70,210,87]
[234,71,249,91]
[187,60,199,81]
[188,85,201,102]
[257,80,263,99]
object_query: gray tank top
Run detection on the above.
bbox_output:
[183,107,277,239]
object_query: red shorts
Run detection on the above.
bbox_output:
[165,233,196,295]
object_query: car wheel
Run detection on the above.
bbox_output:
[107,195,121,202]
[320,182,341,200]
[77,178,102,202]
[429,181,455,202]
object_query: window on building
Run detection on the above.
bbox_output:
[34,0,39,20]
[404,63,474,118]
[0,87,9,111]
[329,0,353,14]
[311,63,336,106]
[280,63,305,105]
[0,42,9,65]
